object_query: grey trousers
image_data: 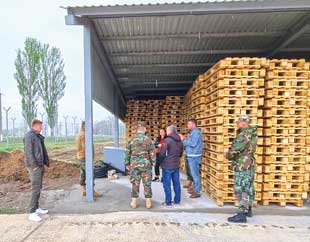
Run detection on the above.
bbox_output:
[27,166,44,213]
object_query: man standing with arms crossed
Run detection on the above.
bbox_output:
[180,119,203,198]
[24,119,49,222]
[125,121,156,209]
[225,115,257,223]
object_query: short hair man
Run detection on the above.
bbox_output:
[125,121,156,209]
[23,119,49,222]
[159,125,183,206]
[225,115,257,223]
[180,119,203,198]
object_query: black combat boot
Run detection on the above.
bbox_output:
[246,206,253,217]
[228,213,247,223]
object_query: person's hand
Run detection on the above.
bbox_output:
[126,165,131,172]
[158,144,162,148]
[179,134,184,141]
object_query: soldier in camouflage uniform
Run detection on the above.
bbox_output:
[125,121,156,209]
[225,115,257,223]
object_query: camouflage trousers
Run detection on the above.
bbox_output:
[79,160,95,186]
[234,168,255,213]
[129,167,152,198]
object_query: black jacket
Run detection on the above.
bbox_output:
[159,133,183,170]
[23,129,49,168]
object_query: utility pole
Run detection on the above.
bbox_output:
[0,91,3,142]
[11,117,16,137]
[63,115,68,142]
[3,106,11,147]
[72,116,77,135]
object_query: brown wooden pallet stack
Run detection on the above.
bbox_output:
[180,88,193,171]
[161,96,184,133]
[125,100,147,140]
[199,57,267,206]
[144,100,165,139]
[262,59,310,207]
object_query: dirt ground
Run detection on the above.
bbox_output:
[0,141,121,213]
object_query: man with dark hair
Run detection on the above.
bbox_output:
[24,118,49,222]
[180,119,203,198]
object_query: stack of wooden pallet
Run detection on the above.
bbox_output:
[161,96,184,133]
[262,59,310,207]
[125,100,146,140]
[144,100,165,139]
[200,57,267,206]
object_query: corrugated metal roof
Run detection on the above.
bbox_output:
[66,1,310,99]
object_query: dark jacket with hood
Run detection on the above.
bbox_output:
[159,132,183,170]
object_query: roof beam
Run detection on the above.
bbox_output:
[100,31,282,41]
[67,1,310,18]
[109,49,265,57]
[113,63,213,68]
[117,73,200,78]
[268,14,310,57]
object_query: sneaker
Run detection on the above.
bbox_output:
[161,202,172,208]
[172,202,181,206]
[29,213,42,222]
[35,208,49,215]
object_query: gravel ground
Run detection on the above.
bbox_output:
[1,212,310,242]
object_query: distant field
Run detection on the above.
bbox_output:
[0,136,122,152]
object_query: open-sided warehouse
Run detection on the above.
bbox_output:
[64,0,310,204]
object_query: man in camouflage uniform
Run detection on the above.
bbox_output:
[125,121,156,209]
[225,115,257,223]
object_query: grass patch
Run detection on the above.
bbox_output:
[0,207,18,214]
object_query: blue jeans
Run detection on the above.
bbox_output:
[187,156,201,193]
[162,169,181,205]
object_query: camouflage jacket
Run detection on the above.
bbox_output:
[225,126,257,171]
[125,133,156,169]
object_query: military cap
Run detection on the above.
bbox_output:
[237,115,250,123]
[137,121,146,128]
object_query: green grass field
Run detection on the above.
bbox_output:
[0,136,115,152]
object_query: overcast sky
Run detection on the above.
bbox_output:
[0,0,192,128]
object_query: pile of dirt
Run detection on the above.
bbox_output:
[0,150,80,183]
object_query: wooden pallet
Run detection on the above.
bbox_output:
[205,68,266,81]
[265,79,309,89]
[266,70,310,79]
[263,127,307,136]
[263,182,308,192]
[263,108,307,117]
[264,98,307,107]
[268,59,309,70]
[263,173,309,183]
[265,89,308,98]
[263,117,307,127]
[264,146,306,155]
[263,155,307,164]
[261,200,304,207]
[263,164,309,173]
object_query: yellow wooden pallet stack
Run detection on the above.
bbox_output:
[144,100,165,139]
[161,96,184,132]
[125,100,146,140]
[262,59,310,207]
[200,57,267,206]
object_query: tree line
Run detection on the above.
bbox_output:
[14,38,66,136]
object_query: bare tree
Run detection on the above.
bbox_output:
[14,38,41,128]
[39,44,66,136]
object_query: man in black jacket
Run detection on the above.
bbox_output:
[24,119,49,222]
[159,125,183,207]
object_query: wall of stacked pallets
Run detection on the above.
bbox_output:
[125,97,184,141]
[124,57,310,207]
[262,59,310,207]
[194,57,267,206]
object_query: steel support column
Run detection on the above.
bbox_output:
[83,23,94,202]
[113,87,120,147]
